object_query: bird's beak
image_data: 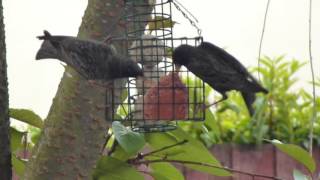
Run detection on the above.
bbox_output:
[174,64,182,72]
[35,40,58,60]
[35,49,50,60]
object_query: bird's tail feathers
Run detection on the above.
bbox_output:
[241,91,255,116]
[247,73,269,94]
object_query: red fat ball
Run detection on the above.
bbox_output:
[143,73,188,120]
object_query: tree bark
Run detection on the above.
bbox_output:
[0,0,12,179]
[24,0,152,179]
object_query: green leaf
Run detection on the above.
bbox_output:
[150,163,184,180]
[12,155,26,177]
[112,121,145,156]
[145,132,185,157]
[271,141,316,173]
[150,172,171,180]
[93,156,144,180]
[120,89,128,102]
[146,128,231,177]
[10,127,24,152]
[29,127,41,145]
[293,169,311,180]
[10,108,43,128]
[112,145,132,161]
[148,16,178,31]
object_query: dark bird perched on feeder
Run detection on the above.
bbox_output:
[36,30,143,80]
[172,41,268,116]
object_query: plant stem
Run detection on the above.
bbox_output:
[258,0,271,82]
[308,0,316,155]
[133,159,282,180]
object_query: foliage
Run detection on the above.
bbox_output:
[147,16,178,32]
[269,140,315,179]
[10,108,43,128]
[270,140,315,174]
[9,109,43,179]
[145,128,230,176]
[179,56,320,147]
[92,156,145,180]
[112,121,145,156]
[11,156,26,177]
[9,56,319,179]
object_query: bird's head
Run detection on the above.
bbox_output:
[35,30,68,61]
[172,44,195,70]
[122,60,144,78]
[35,30,61,60]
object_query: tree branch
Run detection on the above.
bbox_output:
[127,140,188,163]
[0,0,12,179]
[24,0,154,179]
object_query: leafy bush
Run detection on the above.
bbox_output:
[9,56,319,180]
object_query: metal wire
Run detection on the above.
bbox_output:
[171,0,202,36]
[109,0,205,132]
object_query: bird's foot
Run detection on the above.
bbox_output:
[194,98,226,113]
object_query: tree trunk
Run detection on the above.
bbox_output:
[24,0,152,179]
[0,0,12,179]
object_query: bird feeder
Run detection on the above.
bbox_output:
[110,0,205,132]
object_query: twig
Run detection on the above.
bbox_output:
[108,140,118,156]
[126,141,281,179]
[100,132,112,154]
[132,159,282,180]
[258,0,271,82]
[23,132,28,159]
[127,140,188,163]
[308,0,316,155]
[141,140,188,158]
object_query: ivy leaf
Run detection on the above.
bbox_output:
[93,156,144,180]
[271,140,316,173]
[112,121,145,156]
[10,108,43,128]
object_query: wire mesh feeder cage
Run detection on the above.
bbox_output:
[110,0,205,132]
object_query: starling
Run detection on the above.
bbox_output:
[36,30,143,80]
[172,41,268,116]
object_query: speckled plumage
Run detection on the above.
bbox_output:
[172,41,268,116]
[36,30,143,80]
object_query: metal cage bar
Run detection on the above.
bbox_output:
[110,0,205,132]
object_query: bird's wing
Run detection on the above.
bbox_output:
[190,46,240,78]
[61,39,115,79]
[198,42,249,74]
[198,42,262,85]
[185,52,233,86]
